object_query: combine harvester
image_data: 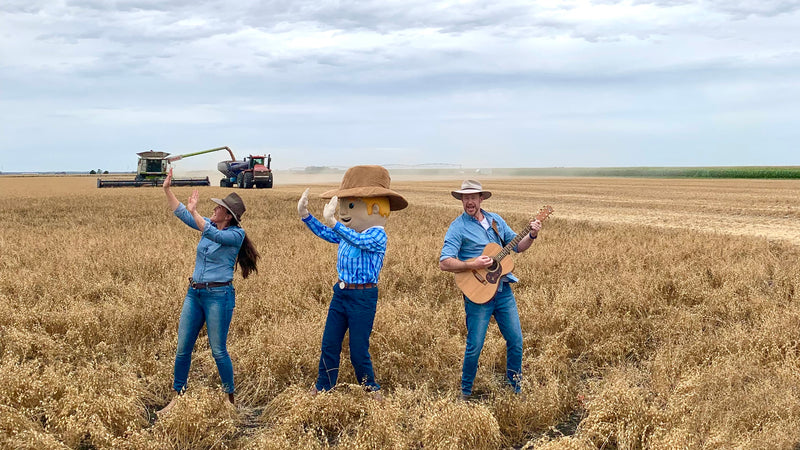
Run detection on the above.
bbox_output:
[97,146,237,188]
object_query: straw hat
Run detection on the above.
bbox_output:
[211,192,246,223]
[451,179,492,200]
[321,165,408,211]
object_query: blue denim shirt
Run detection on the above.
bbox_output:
[303,214,387,284]
[174,203,245,283]
[440,209,519,283]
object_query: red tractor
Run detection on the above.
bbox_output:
[217,154,273,188]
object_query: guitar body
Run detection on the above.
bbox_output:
[453,242,515,304]
[451,205,553,304]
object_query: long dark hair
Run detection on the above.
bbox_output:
[231,219,259,279]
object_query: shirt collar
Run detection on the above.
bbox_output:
[462,209,490,223]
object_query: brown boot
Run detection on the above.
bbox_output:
[156,396,179,416]
[227,393,235,405]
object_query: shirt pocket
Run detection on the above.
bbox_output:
[346,247,362,258]
[198,239,222,255]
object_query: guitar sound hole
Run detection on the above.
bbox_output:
[487,261,499,272]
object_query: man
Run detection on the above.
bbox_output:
[439,179,542,400]
[297,165,407,397]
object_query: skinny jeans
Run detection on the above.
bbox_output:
[173,284,236,394]
[462,283,523,396]
[316,284,380,392]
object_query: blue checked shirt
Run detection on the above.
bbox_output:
[175,203,245,283]
[440,209,520,283]
[303,214,387,284]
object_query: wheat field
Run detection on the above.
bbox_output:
[1,174,800,449]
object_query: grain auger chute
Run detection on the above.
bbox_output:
[96,146,236,188]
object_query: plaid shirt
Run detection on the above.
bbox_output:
[303,214,387,284]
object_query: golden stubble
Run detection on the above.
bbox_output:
[1,175,800,449]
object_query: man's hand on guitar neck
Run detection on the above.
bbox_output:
[528,219,543,239]
[514,219,542,253]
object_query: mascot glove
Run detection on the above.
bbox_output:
[323,195,338,227]
[298,188,310,219]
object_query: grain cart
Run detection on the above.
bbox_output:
[97,146,236,188]
[217,154,273,188]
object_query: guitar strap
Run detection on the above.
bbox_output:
[491,219,510,290]
[491,219,506,246]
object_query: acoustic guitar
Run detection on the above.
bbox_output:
[453,206,554,304]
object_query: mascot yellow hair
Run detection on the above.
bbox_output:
[363,197,391,218]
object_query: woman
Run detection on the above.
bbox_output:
[157,168,259,415]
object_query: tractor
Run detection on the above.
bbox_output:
[218,154,273,188]
[97,146,237,188]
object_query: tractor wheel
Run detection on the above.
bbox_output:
[265,177,273,188]
[243,172,254,189]
[237,172,245,188]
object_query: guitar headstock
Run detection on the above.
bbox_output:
[534,205,554,222]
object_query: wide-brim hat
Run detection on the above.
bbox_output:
[211,192,246,223]
[321,165,408,211]
[451,179,492,200]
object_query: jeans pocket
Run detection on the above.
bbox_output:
[206,285,235,310]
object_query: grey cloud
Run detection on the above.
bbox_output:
[240,0,552,34]
[20,0,235,46]
[0,0,42,13]
[707,0,800,18]
[66,0,196,12]
[629,0,800,17]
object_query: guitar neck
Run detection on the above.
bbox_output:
[490,206,553,262]
[493,225,532,261]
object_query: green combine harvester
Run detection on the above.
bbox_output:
[97,146,237,188]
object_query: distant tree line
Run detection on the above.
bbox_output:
[90,170,110,174]
[494,166,800,179]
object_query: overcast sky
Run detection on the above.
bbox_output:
[1,0,798,172]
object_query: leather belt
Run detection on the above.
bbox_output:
[338,280,377,290]
[189,277,232,289]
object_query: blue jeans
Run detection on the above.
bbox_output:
[462,283,523,396]
[173,284,236,394]
[316,284,380,392]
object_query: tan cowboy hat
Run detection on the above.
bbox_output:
[211,192,246,223]
[321,165,408,211]
[451,179,492,200]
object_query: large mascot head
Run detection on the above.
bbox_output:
[321,165,407,232]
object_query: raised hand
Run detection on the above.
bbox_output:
[163,167,173,189]
[187,189,200,213]
[323,195,338,227]
[298,188,310,219]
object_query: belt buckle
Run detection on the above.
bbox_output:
[339,281,346,289]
